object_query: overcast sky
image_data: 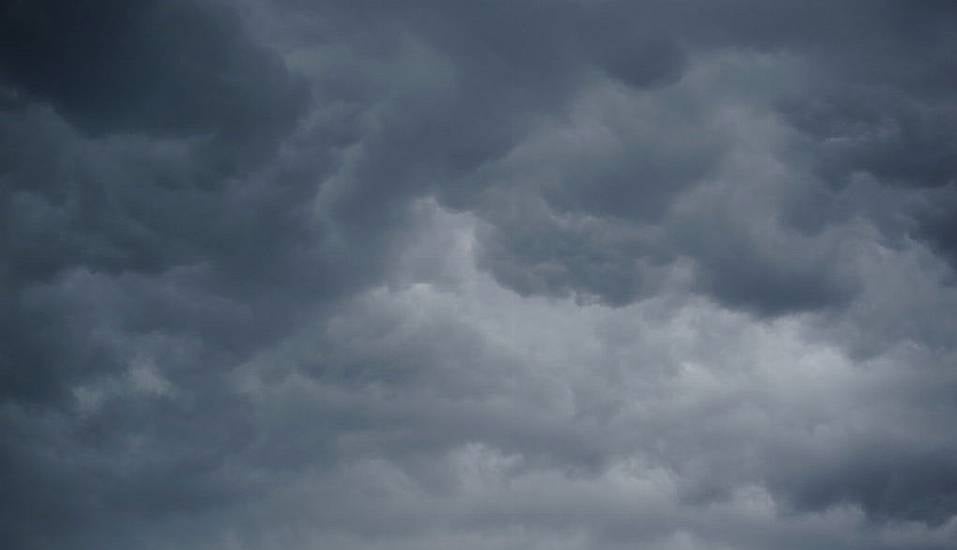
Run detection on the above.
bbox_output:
[2,1,957,549]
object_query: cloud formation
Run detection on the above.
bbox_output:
[2,1,957,549]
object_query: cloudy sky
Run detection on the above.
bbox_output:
[3,1,957,549]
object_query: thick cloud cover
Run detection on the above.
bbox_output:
[2,1,957,549]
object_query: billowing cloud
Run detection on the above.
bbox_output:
[2,1,957,549]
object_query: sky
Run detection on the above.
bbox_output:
[2,1,957,549]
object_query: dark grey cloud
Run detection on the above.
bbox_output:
[0,0,307,156]
[3,1,957,549]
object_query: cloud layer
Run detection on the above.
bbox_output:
[2,1,957,549]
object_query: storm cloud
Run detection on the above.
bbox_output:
[2,1,957,549]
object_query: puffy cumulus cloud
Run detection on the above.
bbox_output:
[2,1,957,549]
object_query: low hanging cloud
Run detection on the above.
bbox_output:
[2,1,957,549]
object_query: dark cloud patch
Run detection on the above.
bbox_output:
[665,185,859,316]
[0,103,335,403]
[476,214,658,306]
[689,238,855,317]
[0,2,348,547]
[539,107,721,223]
[913,186,957,269]
[736,1,957,276]
[782,91,957,190]
[0,0,307,154]
[595,36,687,90]
[772,441,957,526]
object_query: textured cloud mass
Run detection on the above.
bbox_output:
[2,1,957,549]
